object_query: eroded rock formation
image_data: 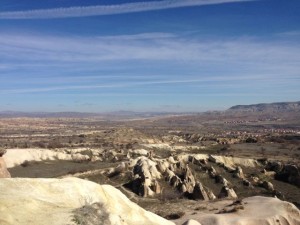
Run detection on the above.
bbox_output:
[0,149,11,178]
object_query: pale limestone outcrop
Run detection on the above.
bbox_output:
[0,149,11,178]
[129,149,149,156]
[209,155,259,168]
[128,156,162,197]
[132,156,161,180]
[182,166,196,193]
[179,154,259,168]
[3,148,89,168]
[178,196,300,225]
[0,177,174,225]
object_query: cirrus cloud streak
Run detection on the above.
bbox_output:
[0,0,254,19]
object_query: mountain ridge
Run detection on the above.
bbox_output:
[228,101,300,113]
[1,101,299,118]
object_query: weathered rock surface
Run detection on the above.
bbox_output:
[129,149,149,156]
[233,166,245,179]
[3,148,90,168]
[0,148,6,157]
[215,174,229,186]
[276,164,300,188]
[127,156,162,197]
[192,182,209,201]
[182,219,202,225]
[182,166,196,193]
[175,196,300,225]
[0,157,11,178]
[262,180,275,192]
[0,177,174,225]
[218,186,238,199]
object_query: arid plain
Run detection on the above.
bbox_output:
[0,102,300,225]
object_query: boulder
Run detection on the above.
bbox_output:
[207,189,217,200]
[242,179,251,187]
[218,186,238,199]
[262,181,274,192]
[208,166,217,178]
[192,182,209,201]
[250,176,260,184]
[215,175,229,186]
[233,166,245,179]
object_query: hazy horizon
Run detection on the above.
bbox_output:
[1,0,300,112]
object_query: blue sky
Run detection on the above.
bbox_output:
[0,0,300,112]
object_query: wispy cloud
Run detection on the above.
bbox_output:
[1,32,299,64]
[0,75,292,94]
[1,32,299,99]
[0,0,254,19]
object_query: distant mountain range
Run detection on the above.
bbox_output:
[227,101,300,113]
[0,111,101,118]
[1,101,299,118]
[0,110,181,119]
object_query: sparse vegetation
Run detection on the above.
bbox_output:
[72,202,110,225]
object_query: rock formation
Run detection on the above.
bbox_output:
[182,165,196,193]
[215,174,229,186]
[3,148,90,168]
[0,178,300,225]
[233,166,245,179]
[276,164,300,188]
[127,157,162,197]
[218,186,238,199]
[192,182,209,201]
[0,177,174,225]
[179,196,300,225]
[0,149,11,178]
[261,181,274,192]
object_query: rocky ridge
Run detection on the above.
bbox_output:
[0,177,299,225]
